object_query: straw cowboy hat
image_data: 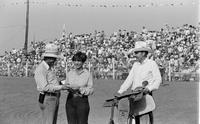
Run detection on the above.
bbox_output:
[132,41,152,53]
[42,43,60,58]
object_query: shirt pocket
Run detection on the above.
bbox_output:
[143,71,153,83]
[47,72,57,83]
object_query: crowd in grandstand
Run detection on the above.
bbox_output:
[0,23,199,81]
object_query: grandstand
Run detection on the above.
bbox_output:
[0,24,199,82]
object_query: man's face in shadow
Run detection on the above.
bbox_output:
[44,57,57,67]
[135,51,148,62]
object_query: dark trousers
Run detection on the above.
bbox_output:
[148,92,153,124]
[65,93,90,124]
[135,111,153,124]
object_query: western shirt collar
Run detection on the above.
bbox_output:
[42,61,49,70]
[138,58,148,65]
[74,69,85,75]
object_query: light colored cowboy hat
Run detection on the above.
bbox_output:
[132,41,152,53]
[42,43,60,58]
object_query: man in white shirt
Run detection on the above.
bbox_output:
[116,41,162,124]
[34,43,68,124]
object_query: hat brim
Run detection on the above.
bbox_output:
[42,53,60,58]
[133,48,152,53]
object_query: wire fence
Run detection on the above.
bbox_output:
[0,59,199,82]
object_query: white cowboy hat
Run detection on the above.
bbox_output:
[42,43,60,58]
[132,41,152,53]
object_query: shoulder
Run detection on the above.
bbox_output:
[146,59,156,63]
[132,61,140,67]
[83,69,90,75]
[147,59,158,66]
[35,62,43,72]
[82,69,92,77]
[67,69,75,74]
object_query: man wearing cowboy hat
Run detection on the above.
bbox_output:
[34,43,69,124]
[115,41,162,124]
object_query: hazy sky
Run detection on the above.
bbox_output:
[0,0,199,55]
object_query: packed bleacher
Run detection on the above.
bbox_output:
[0,24,199,81]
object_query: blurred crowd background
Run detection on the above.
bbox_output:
[0,23,199,81]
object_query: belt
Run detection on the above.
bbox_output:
[44,92,60,96]
[68,92,88,98]
[69,92,83,97]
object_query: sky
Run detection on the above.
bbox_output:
[0,0,199,55]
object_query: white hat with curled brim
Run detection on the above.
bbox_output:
[42,43,60,58]
[132,41,152,53]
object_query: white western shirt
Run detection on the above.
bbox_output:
[34,61,62,92]
[118,58,162,94]
[65,69,94,95]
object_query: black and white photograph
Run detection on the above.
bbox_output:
[0,0,199,124]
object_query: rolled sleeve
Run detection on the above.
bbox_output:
[85,72,94,95]
[43,84,62,92]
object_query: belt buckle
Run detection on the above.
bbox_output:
[46,92,57,96]
[50,93,55,96]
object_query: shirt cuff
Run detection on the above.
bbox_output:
[54,85,62,91]
[146,86,152,92]
[118,89,123,94]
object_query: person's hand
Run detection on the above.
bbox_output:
[80,87,86,94]
[114,92,121,98]
[38,103,45,110]
[80,87,94,95]
[61,84,70,90]
[142,81,148,87]
[143,87,150,94]
[113,92,120,105]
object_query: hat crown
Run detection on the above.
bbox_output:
[132,41,152,53]
[42,43,59,58]
[45,43,58,53]
[135,41,149,49]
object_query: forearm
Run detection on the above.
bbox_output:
[79,85,94,96]
[43,84,63,92]
[118,73,134,94]
[85,73,94,95]
[118,65,135,94]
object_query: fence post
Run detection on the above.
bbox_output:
[88,61,91,73]
[7,62,10,77]
[168,61,171,81]
[64,57,68,76]
[112,58,115,80]
[25,61,28,77]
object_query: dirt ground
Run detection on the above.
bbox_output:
[0,77,198,124]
